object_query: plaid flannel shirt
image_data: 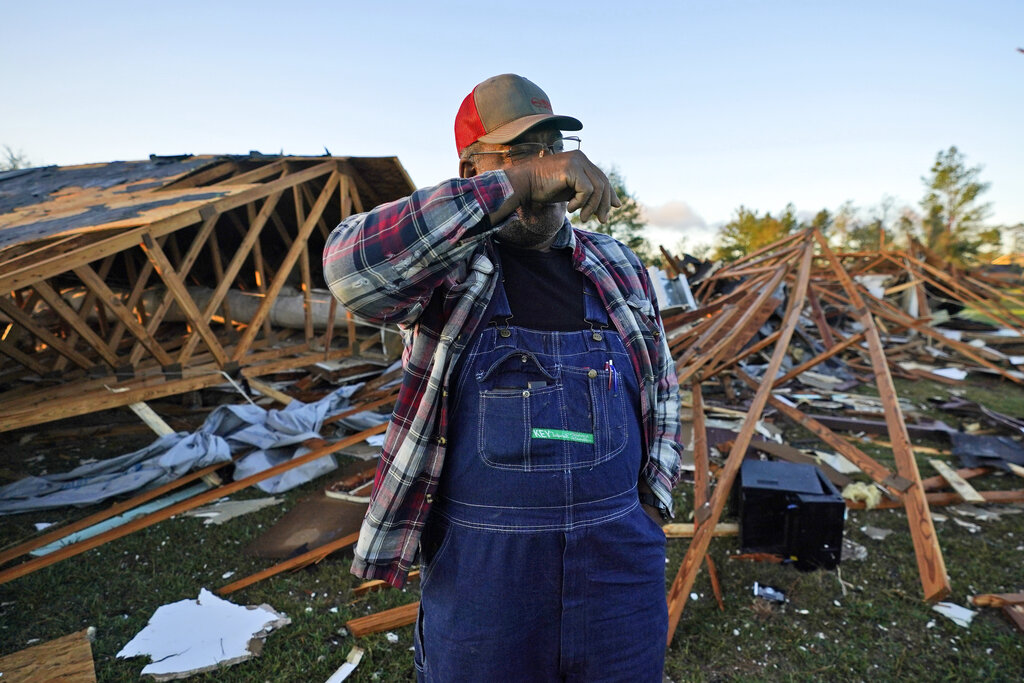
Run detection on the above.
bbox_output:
[323,170,683,587]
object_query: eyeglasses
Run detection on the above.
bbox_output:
[471,136,581,162]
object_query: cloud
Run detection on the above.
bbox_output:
[641,200,708,232]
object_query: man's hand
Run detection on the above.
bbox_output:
[492,151,622,225]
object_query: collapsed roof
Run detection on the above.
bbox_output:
[0,154,416,431]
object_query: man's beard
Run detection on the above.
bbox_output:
[495,202,567,249]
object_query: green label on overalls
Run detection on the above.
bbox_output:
[531,428,595,444]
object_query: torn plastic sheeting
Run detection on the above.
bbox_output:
[0,431,229,514]
[234,445,339,494]
[0,385,360,514]
[117,588,290,680]
[335,409,391,433]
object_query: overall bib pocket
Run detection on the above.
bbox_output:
[476,350,627,471]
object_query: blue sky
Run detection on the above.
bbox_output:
[2,1,1021,250]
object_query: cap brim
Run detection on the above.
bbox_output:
[477,114,583,144]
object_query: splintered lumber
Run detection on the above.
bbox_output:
[815,229,950,603]
[920,467,991,492]
[0,422,387,586]
[971,593,1024,607]
[690,381,710,524]
[127,402,176,436]
[346,602,419,637]
[737,375,907,495]
[0,628,96,682]
[1004,605,1024,634]
[0,156,414,433]
[845,490,1024,509]
[353,571,421,596]
[666,238,813,645]
[217,531,359,595]
[662,523,738,538]
[247,378,295,406]
[928,459,986,503]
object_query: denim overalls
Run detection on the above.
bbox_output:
[414,268,668,682]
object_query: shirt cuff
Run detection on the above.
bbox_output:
[464,170,514,232]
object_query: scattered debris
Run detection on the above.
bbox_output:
[346,602,419,637]
[842,482,882,510]
[860,525,894,541]
[841,537,868,562]
[931,601,977,628]
[752,582,787,604]
[184,496,284,525]
[116,588,290,680]
[324,646,364,683]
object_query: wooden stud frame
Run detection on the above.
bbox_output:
[0,157,413,432]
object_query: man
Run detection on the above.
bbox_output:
[324,74,682,681]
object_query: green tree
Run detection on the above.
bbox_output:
[572,167,659,266]
[712,204,799,261]
[920,146,998,262]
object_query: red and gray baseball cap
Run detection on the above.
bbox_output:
[455,74,582,155]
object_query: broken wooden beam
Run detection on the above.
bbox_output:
[217,531,359,595]
[346,602,419,637]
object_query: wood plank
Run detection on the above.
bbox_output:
[815,229,950,604]
[127,401,175,436]
[920,467,989,491]
[0,628,96,682]
[52,254,117,374]
[177,192,283,364]
[699,329,784,380]
[846,489,1024,509]
[806,288,836,348]
[0,297,95,370]
[231,172,340,361]
[729,438,853,489]
[662,522,738,538]
[124,215,220,364]
[140,234,228,367]
[678,265,788,383]
[247,377,294,405]
[928,459,986,503]
[72,263,175,367]
[0,346,353,432]
[743,377,905,493]
[666,238,813,645]
[691,381,710,526]
[1003,604,1024,634]
[245,203,275,342]
[294,186,315,343]
[971,592,1024,607]
[346,602,419,637]
[0,422,388,585]
[0,336,48,375]
[33,281,121,368]
[771,330,866,388]
[217,531,359,595]
[353,571,421,596]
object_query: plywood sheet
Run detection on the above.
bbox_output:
[0,628,96,682]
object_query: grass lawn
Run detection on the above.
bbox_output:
[1,376,1022,681]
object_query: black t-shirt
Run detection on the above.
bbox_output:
[495,240,589,331]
